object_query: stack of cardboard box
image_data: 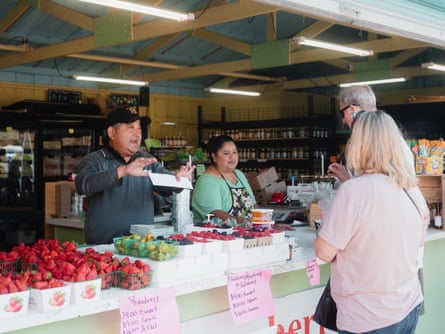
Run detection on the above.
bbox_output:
[246,167,287,205]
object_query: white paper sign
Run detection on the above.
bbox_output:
[148,172,193,189]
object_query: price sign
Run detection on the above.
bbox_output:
[120,288,180,334]
[227,269,275,325]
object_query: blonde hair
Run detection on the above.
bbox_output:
[346,110,417,188]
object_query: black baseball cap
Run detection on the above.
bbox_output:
[106,106,140,127]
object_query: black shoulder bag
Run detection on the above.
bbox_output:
[313,278,337,331]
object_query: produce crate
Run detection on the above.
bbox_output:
[0,260,19,275]
[113,238,179,260]
[97,271,117,290]
[118,270,152,290]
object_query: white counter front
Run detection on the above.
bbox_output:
[4,227,445,333]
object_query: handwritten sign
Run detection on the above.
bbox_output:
[306,258,320,286]
[119,288,180,334]
[227,269,275,325]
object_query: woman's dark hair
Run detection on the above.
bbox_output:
[206,134,236,163]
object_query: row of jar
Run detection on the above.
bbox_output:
[237,147,328,160]
[157,136,188,147]
[240,167,309,181]
[208,127,330,141]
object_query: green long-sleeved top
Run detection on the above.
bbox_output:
[191,169,256,223]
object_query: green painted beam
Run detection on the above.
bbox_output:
[20,0,39,7]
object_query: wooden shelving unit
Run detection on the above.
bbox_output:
[417,175,445,229]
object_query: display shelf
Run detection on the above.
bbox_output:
[417,174,445,229]
[197,96,336,175]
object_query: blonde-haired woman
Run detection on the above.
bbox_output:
[315,111,428,334]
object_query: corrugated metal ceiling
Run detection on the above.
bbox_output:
[0,0,444,97]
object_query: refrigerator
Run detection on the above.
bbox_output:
[0,100,105,250]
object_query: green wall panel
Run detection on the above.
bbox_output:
[94,13,132,48]
[251,40,289,69]
[355,59,391,81]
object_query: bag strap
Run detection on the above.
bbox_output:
[403,188,421,219]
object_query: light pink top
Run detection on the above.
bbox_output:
[319,173,427,332]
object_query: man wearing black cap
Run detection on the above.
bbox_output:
[75,106,194,244]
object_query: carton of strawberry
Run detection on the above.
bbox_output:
[83,248,119,289]
[28,271,71,312]
[118,259,151,290]
[0,272,30,294]
[0,250,20,275]
[0,273,30,319]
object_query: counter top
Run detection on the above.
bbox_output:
[45,215,171,229]
[3,227,445,333]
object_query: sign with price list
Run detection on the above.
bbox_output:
[227,269,275,325]
[119,288,180,334]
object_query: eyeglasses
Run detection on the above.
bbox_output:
[338,104,359,118]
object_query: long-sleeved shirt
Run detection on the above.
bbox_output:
[75,146,173,244]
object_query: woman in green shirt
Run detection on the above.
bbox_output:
[192,135,256,225]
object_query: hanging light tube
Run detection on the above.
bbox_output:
[293,37,373,57]
[339,77,406,87]
[207,88,261,97]
[421,62,445,72]
[75,0,194,22]
[73,75,148,86]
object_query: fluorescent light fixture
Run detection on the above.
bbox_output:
[73,75,148,86]
[421,62,445,72]
[207,88,261,97]
[293,37,373,57]
[75,0,194,21]
[339,77,407,87]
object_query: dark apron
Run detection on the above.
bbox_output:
[220,173,254,219]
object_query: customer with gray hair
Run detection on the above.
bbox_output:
[328,85,377,182]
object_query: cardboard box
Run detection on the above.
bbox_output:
[256,167,279,189]
[254,181,287,205]
[45,181,73,218]
[309,203,322,228]
[63,156,82,175]
[247,167,279,191]
[43,156,61,177]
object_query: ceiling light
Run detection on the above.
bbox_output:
[421,62,445,72]
[339,77,407,87]
[73,75,148,86]
[75,0,194,21]
[207,88,261,97]
[293,37,373,57]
